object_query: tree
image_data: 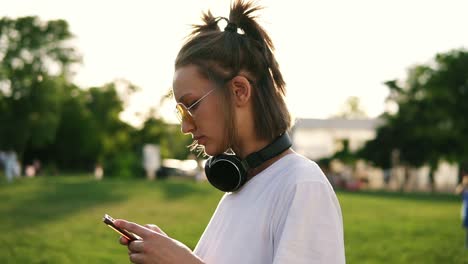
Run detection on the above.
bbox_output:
[84,81,139,177]
[360,49,468,190]
[23,83,101,170]
[0,16,80,160]
[21,79,141,176]
[1,16,198,176]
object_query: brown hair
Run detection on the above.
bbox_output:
[175,0,291,150]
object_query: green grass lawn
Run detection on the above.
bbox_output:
[0,175,466,264]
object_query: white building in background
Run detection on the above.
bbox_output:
[291,118,459,192]
[291,118,382,160]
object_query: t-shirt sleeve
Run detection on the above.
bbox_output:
[272,181,345,264]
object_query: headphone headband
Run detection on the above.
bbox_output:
[244,133,292,169]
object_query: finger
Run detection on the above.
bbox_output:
[129,252,145,264]
[119,236,129,245]
[128,240,145,253]
[144,224,167,236]
[114,220,153,239]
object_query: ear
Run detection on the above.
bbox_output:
[230,75,252,107]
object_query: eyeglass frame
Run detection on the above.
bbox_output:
[175,87,216,123]
[174,73,254,123]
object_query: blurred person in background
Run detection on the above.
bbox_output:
[456,173,468,249]
[3,150,20,182]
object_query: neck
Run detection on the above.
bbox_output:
[232,136,269,159]
[246,148,294,180]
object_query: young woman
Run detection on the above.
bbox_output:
[115,1,345,263]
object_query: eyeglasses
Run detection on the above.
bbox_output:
[175,88,216,123]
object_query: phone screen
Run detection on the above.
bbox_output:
[103,214,141,241]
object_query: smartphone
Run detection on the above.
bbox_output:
[102,214,141,241]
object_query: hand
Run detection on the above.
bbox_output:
[114,219,204,264]
[118,224,167,246]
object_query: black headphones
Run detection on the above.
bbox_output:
[204,132,292,192]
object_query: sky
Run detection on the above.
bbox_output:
[2,0,468,126]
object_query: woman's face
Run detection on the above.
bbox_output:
[173,65,227,156]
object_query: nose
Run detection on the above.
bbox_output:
[181,117,196,135]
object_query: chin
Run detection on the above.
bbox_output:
[203,146,217,157]
[203,143,225,157]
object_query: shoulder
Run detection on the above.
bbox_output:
[274,153,330,186]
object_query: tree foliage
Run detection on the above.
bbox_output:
[360,49,468,184]
[1,16,193,177]
[0,16,80,156]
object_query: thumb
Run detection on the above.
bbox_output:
[114,219,152,239]
[144,224,167,237]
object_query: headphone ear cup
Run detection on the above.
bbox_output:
[204,157,213,178]
[204,154,247,192]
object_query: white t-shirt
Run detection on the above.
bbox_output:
[194,153,345,264]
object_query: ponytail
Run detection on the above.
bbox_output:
[228,1,286,96]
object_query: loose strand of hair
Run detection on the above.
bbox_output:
[189,10,221,39]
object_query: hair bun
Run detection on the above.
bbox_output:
[224,22,238,33]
